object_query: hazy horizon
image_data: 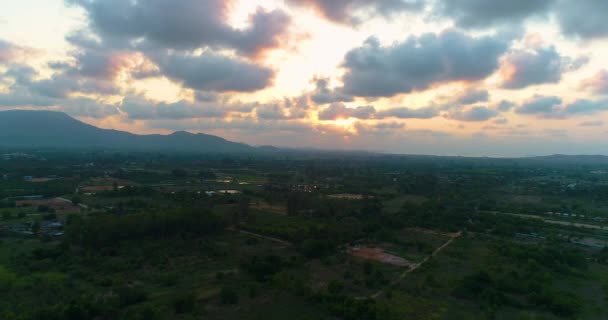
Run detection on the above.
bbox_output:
[1,0,608,156]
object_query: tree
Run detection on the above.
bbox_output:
[31,221,40,235]
[220,287,239,305]
[238,196,250,218]
[171,169,187,178]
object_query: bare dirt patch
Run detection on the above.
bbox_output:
[349,247,414,267]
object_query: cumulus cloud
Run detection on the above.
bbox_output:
[435,0,553,28]
[554,0,608,40]
[497,100,515,112]
[67,0,291,57]
[581,70,608,94]
[120,96,226,120]
[152,52,274,92]
[0,40,38,64]
[286,0,424,25]
[0,40,17,63]
[501,46,586,89]
[340,30,509,97]
[2,63,118,99]
[256,103,288,120]
[317,103,376,120]
[376,106,439,119]
[563,99,608,115]
[514,96,608,117]
[309,78,353,105]
[515,96,562,114]
[448,106,499,122]
[453,88,489,105]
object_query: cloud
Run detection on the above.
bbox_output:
[454,88,489,105]
[256,103,288,120]
[514,96,608,117]
[120,96,226,120]
[581,70,608,94]
[372,122,406,130]
[434,0,553,28]
[0,40,17,63]
[501,46,586,89]
[31,75,118,98]
[555,0,608,40]
[286,0,424,25]
[579,120,604,127]
[317,103,376,120]
[340,30,509,97]
[497,100,515,112]
[152,52,274,92]
[515,96,562,114]
[376,106,439,119]
[563,99,608,115]
[0,40,39,64]
[0,88,119,118]
[1,63,118,99]
[67,0,291,57]
[449,106,499,122]
[309,78,353,105]
[494,117,508,124]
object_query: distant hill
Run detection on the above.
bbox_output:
[526,154,608,165]
[0,110,254,153]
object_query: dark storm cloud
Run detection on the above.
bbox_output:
[286,0,424,25]
[340,30,509,97]
[554,0,608,40]
[152,52,274,92]
[435,0,554,28]
[502,46,587,89]
[449,106,498,122]
[515,96,562,114]
[67,0,291,57]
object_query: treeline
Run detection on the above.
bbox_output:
[65,210,225,247]
[454,241,588,317]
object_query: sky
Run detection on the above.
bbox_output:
[1,0,608,156]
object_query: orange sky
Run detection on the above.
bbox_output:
[1,0,608,156]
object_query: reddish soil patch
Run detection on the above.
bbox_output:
[16,198,80,213]
[349,247,413,267]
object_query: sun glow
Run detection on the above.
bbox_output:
[329,117,358,135]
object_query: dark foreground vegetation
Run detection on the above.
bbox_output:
[2,150,608,319]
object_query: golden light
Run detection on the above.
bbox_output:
[329,117,358,135]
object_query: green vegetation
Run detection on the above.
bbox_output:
[1,150,608,319]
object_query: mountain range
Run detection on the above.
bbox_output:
[2,110,608,164]
[0,110,253,153]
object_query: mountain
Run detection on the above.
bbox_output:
[0,110,254,153]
